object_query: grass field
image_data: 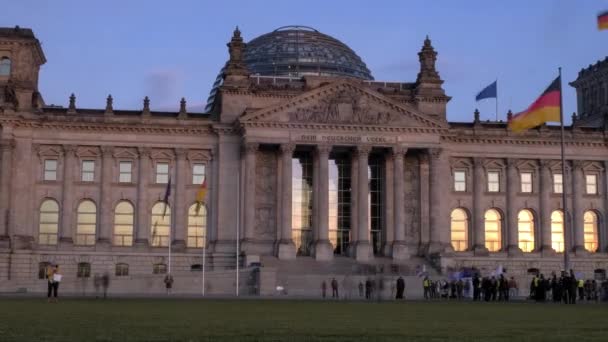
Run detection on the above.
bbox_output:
[0,298,606,342]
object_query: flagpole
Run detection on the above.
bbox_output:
[202,236,206,296]
[495,78,498,121]
[558,67,570,272]
[236,160,241,297]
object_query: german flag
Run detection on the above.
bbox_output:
[195,177,207,215]
[599,11,608,30]
[508,76,561,133]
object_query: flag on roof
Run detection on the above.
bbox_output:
[508,76,561,133]
[475,80,497,101]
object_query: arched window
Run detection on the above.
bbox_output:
[39,199,59,245]
[518,210,535,252]
[450,209,468,252]
[584,211,599,253]
[484,209,502,252]
[0,57,10,76]
[114,201,134,246]
[187,203,206,248]
[115,263,129,276]
[151,202,170,247]
[76,200,97,245]
[551,210,564,253]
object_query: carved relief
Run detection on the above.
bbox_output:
[289,89,396,125]
[254,151,276,239]
[403,156,420,241]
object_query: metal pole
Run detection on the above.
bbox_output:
[202,238,206,296]
[236,157,241,297]
[558,67,570,272]
[495,79,499,121]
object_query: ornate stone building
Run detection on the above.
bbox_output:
[0,25,607,295]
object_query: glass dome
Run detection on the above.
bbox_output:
[244,25,373,80]
[205,26,373,112]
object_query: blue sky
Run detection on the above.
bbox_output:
[3,0,607,122]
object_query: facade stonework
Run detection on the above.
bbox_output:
[0,26,607,296]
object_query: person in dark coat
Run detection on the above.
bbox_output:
[472,275,481,301]
[101,272,110,299]
[396,276,405,299]
[321,280,327,299]
[331,278,339,298]
[569,270,577,304]
[365,279,372,300]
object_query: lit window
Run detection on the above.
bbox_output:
[517,210,535,252]
[77,262,91,278]
[583,211,599,252]
[0,57,10,76]
[115,263,129,276]
[484,209,502,252]
[119,161,132,183]
[81,160,95,182]
[156,162,169,184]
[487,171,500,192]
[44,159,57,181]
[450,208,468,252]
[553,173,563,194]
[187,203,206,248]
[153,263,167,274]
[551,210,564,253]
[192,163,205,184]
[520,172,532,193]
[454,171,466,192]
[76,200,96,246]
[586,174,598,195]
[113,201,134,246]
[151,202,170,247]
[39,199,59,245]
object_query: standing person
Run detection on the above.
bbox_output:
[472,275,480,301]
[365,278,372,300]
[508,277,518,299]
[331,278,339,299]
[358,281,364,298]
[396,276,405,300]
[321,280,327,299]
[164,274,174,295]
[577,278,585,301]
[46,264,56,303]
[423,276,431,299]
[569,270,577,304]
[93,274,101,299]
[102,272,110,299]
[51,265,61,302]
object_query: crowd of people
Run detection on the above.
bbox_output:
[529,270,607,303]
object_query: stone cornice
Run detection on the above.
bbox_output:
[442,134,607,148]
[240,121,446,135]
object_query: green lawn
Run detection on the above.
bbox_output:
[0,298,606,341]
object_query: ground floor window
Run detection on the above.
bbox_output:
[450,208,468,252]
[518,210,535,252]
[584,211,599,252]
[368,155,385,255]
[551,210,564,253]
[484,209,502,252]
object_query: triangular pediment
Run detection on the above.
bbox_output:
[240,80,446,129]
[76,146,100,158]
[113,148,138,159]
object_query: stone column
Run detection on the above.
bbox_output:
[428,148,451,254]
[97,146,114,247]
[60,144,76,245]
[392,146,409,260]
[472,158,488,254]
[314,144,333,261]
[604,160,608,252]
[278,143,296,260]
[354,145,372,262]
[242,142,258,253]
[419,154,430,253]
[539,160,553,253]
[0,140,14,246]
[173,148,188,251]
[506,158,522,255]
[571,160,586,254]
[135,147,151,247]
[348,151,359,256]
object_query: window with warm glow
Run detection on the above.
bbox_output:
[450,209,468,251]
[518,210,535,252]
[551,210,564,252]
[583,211,598,252]
[114,201,134,246]
[484,209,502,252]
[39,199,59,245]
[187,203,206,248]
[151,202,170,247]
[76,200,96,245]
[586,174,598,195]
[553,173,563,194]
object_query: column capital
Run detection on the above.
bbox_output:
[572,160,584,171]
[473,157,485,168]
[280,143,296,154]
[137,147,151,158]
[243,142,259,154]
[419,153,429,165]
[63,144,77,156]
[100,146,114,157]
[174,148,188,159]
[539,159,552,169]
[391,145,408,158]
[356,145,372,156]
[428,147,443,160]
[316,144,332,155]
[506,158,517,168]
[0,139,15,151]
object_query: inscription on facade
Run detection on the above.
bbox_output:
[293,134,396,145]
